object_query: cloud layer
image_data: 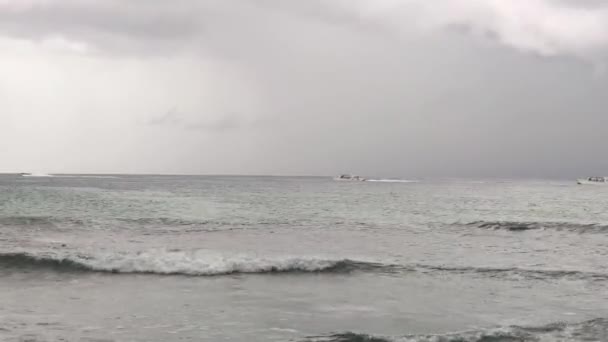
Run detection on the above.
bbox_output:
[1,0,608,59]
[310,0,608,61]
[1,1,607,177]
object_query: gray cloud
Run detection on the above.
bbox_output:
[1,1,608,177]
[301,0,608,61]
[0,0,212,55]
[3,1,608,60]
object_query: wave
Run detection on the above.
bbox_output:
[0,215,241,229]
[0,216,87,227]
[115,217,301,232]
[19,173,119,179]
[366,179,419,183]
[117,217,213,226]
[414,264,608,282]
[1,252,606,282]
[52,175,120,179]
[306,318,608,342]
[0,252,389,276]
[0,215,323,233]
[465,220,608,233]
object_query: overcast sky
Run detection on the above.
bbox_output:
[1,0,608,178]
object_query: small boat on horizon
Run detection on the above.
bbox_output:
[577,177,608,185]
[334,174,366,182]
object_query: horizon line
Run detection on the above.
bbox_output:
[0,172,582,181]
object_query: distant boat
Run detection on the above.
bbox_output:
[20,173,54,177]
[577,177,608,185]
[334,174,366,182]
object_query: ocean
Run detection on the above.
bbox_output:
[0,174,607,342]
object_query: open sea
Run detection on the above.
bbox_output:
[0,174,607,342]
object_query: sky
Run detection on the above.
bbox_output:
[1,0,608,178]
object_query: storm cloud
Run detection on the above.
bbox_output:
[1,0,607,178]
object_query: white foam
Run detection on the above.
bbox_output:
[51,250,348,275]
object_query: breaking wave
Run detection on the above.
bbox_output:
[1,251,606,282]
[464,220,608,233]
[0,252,388,276]
[306,318,608,342]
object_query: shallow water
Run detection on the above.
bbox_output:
[0,175,607,341]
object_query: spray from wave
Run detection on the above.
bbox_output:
[305,318,608,342]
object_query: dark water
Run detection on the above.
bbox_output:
[0,175,607,341]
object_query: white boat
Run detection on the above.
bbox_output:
[577,177,608,185]
[334,174,366,182]
[20,173,52,177]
